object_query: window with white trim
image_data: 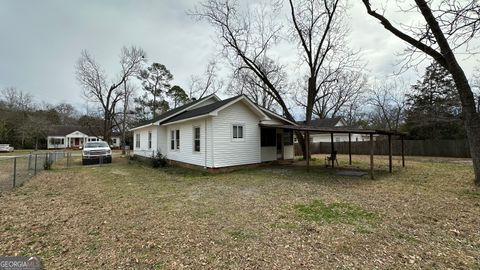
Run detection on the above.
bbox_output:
[193,127,200,152]
[148,131,152,149]
[232,125,244,139]
[135,133,140,148]
[170,129,180,150]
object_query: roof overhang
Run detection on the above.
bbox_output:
[259,107,298,126]
[130,122,158,131]
[259,124,407,136]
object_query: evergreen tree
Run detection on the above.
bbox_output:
[168,85,190,108]
[405,61,464,139]
[136,63,173,119]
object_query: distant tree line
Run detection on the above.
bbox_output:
[0,87,79,149]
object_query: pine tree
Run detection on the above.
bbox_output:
[136,63,173,119]
[405,61,464,139]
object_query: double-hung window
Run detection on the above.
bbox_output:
[148,131,152,149]
[170,130,175,150]
[232,125,244,140]
[171,129,180,150]
[135,133,140,148]
[193,127,200,152]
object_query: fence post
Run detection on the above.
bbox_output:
[34,154,38,175]
[28,154,32,171]
[13,157,17,188]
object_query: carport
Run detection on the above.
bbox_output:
[259,124,407,179]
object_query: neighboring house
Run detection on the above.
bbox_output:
[295,117,370,143]
[131,94,297,170]
[47,126,121,149]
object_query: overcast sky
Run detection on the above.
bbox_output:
[1,0,478,113]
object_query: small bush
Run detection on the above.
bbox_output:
[151,152,168,168]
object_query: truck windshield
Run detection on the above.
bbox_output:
[84,142,109,148]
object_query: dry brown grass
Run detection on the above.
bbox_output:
[0,155,479,269]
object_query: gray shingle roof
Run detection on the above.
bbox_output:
[161,95,242,124]
[134,94,217,127]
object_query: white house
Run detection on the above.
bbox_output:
[47,126,121,149]
[131,94,297,170]
[295,117,370,143]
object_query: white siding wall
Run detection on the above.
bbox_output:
[165,118,211,167]
[133,126,159,157]
[212,102,261,167]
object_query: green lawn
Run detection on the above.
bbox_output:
[0,155,478,269]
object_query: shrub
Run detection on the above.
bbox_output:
[151,152,168,168]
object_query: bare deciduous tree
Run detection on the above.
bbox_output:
[361,0,480,185]
[76,46,145,142]
[193,0,353,158]
[1,87,34,111]
[189,59,224,99]
[367,79,409,131]
[229,57,288,111]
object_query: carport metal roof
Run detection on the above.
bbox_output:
[259,123,407,179]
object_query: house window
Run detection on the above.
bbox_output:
[232,125,244,139]
[176,130,180,149]
[50,138,64,145]
[135,133,140,148]
[171,129,180,150]
[148,131,152,149]
[113,138,117,144]
[193,127,200,152]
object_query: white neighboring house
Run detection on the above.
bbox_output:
[295,117,371,143]
[47,126,121,149]
[131,94,297,170]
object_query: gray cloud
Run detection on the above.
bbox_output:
[0,0,478,111]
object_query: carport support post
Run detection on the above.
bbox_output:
[330,132,334,168]
[306,130,310,172]
[369,133,374,180]
[348,133,352,165]
[401,135,405,167]
[388,134,393,173]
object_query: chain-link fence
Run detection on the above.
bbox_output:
[0,152,67,192]
[0,151,124,192]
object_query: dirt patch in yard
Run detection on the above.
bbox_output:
[0,156,479,269]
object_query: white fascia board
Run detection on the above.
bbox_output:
[129,122,158,131]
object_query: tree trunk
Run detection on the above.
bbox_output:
[295,131,307,160]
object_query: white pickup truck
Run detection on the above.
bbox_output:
[0,144,14,152]
[82,141,112,165]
